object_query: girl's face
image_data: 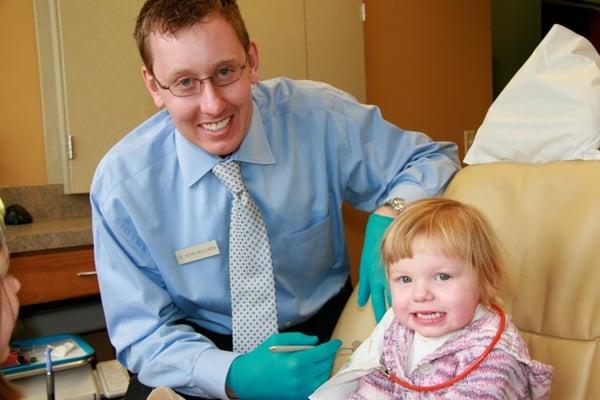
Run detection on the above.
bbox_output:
[388,240,480,338]
[0,240,20,362]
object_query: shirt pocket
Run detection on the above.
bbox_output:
[283,210,335,283]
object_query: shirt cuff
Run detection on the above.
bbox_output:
[189,348,241,399]
[385,184,430,205]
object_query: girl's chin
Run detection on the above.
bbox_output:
[414,328,449,338]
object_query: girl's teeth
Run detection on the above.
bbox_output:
[416,312,443,320]
[202,117,231,131]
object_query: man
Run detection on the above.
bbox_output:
[90,0,459,399]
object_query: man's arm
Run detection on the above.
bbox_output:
[338,100,460,321]
[91,194,237,399]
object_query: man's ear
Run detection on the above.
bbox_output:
[141,66,165,108]
[247,40,259,84]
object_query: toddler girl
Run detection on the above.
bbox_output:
[312,198,553,399]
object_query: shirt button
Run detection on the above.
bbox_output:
[285,321,291,327]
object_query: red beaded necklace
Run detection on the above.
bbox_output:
[380,304,506,392]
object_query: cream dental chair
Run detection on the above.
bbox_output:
[333,161,600,400]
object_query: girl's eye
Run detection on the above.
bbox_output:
[436,273,450,281]
[400,276,412,284]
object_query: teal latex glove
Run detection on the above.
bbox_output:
[226,332,342,400]
[357,213,393,322]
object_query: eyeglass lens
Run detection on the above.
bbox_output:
[168,64,247,97]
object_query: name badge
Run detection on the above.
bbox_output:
[175,240,220,265]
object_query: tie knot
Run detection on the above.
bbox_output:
[212,161,246,195]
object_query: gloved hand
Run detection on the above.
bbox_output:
[226,332,342,400]
[357,213,393,322]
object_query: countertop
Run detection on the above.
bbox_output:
[7,216,92,254]
[1,184,93,254]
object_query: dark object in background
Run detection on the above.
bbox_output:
[542,0,600,51]
[4,204,33,225]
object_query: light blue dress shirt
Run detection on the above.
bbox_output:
[91,78,459,398]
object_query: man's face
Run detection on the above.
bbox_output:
[142,14,259,156]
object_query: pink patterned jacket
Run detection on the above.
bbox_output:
[349,309,553,399]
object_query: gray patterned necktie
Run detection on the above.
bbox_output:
[212,161,278,352]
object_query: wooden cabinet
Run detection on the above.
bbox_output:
[34,0,365,193]
[10,246,98,306]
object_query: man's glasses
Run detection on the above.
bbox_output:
[154,62,249,97]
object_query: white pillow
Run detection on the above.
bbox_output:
[464,24,600,164]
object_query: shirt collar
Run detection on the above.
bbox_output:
[176,100,276,187]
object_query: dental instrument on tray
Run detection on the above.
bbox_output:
[45,346,55,400]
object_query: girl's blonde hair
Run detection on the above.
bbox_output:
[381,197,506,307]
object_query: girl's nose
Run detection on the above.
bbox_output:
[413,281,434,302]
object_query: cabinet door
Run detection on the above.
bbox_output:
[36,0,154,193]
[239,0,308,81]
[239,0,366,103]
[36,0,365,193]
[10,246,98,306]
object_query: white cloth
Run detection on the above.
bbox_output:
[465,24,600,164]
[309,308,395,399]
[407,330,454,372]
[212,161,278,353]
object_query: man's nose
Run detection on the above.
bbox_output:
[197,81,226,115]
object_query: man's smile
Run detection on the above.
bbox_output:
[200,116,232,132]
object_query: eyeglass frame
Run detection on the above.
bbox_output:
[152,58,250,97]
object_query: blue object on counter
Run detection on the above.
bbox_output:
[2,334,94,378]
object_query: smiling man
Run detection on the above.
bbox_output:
[90,1,459,399]
[142,15,255,156]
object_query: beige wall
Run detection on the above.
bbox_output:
[1,0,492,188]
[0,0,46,186]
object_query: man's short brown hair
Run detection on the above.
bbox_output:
[134,0,250,73]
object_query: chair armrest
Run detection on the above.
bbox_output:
[330,288,377,373]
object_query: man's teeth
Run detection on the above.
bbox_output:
[416,312,444,320]
[201,117,231,131]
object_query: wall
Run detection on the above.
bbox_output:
[364,0,493,159]
[492,0,541,97]
[1,0,493,185]
[342,0,494,284]
[0,0,46,186]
